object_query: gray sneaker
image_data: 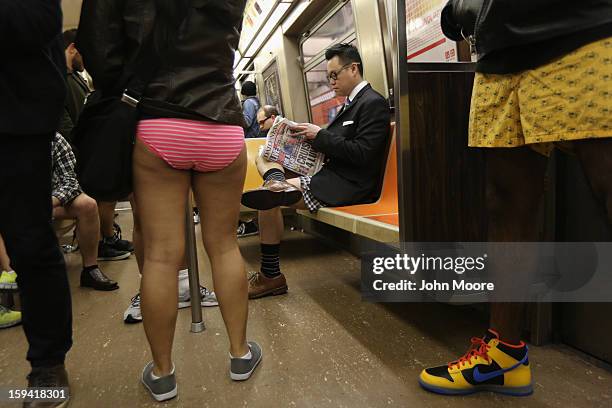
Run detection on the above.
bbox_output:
[141,362,177,402]
[178,286,218,308]
[230,341,262,381]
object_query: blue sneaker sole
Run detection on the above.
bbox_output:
[418,378,533,396]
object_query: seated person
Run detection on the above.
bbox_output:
[242,44,391,298]
[237,105,280,238]
[51,132,129,291]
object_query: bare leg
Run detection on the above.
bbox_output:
[574,138,612,226]
[255,154,283,177]
[133,140,191,376]
[193,147,249,357]
[0,234,11,271]
[258,177,306,246]
[53,194,100,267]
[98,201,117,238]
[486,147,548,343]
[129,195,144,273]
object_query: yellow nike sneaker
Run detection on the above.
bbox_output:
[419,329,533,396]
[0,270,17,291]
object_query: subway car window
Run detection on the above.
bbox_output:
[301,2,355,65]
[301,2,357,127]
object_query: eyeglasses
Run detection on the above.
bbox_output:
[258,116,272,126]
[327,62,359,82]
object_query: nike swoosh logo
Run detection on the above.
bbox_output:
[472,353,529,383]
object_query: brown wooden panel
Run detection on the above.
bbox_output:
[401,71,486,241]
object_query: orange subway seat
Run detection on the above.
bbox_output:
[334,123,398,222]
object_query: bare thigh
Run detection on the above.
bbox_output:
[573,138,612,224]
[192,147,247,250]
[133,139,191,265]
[485,147,548,219]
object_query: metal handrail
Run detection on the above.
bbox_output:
[185,200,205,333]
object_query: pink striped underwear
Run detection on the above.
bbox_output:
[136,118,245,172]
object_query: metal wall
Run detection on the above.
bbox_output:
[352,0,390,98]
[254,27,310,122]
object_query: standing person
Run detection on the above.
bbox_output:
[419,0,612,397]
[241,81,262,138]
[59,28,134,258]
[58,28,90,144]
[78,0,261,401]
[0,1,72,406]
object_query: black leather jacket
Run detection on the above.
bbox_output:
[442,0,612,73]
[77,0,246,126]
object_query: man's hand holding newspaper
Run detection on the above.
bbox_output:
[289,122,321,140]
[260,116,325,177]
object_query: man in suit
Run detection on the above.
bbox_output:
[242,43,390,299]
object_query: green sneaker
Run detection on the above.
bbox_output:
[0,305,21,329]
[0,270,17,291]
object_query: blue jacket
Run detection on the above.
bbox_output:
[0,0,66,135]
[242,97,261,138]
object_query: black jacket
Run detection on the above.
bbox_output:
[311,85,391,207]
[77,0,246,126]
[58,72,90,143]
[442,0,612,74]
[0,0,66,135]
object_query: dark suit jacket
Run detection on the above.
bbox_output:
[310,84,391,207]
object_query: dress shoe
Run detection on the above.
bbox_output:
[248,271,288,299]
[23,365,70,407]
[80,267,119,291]
[241,180,302,210]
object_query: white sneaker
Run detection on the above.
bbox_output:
[124,286,218,324]
[178,286,218,308]
[124,293,142,324]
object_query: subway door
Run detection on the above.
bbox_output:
[555,152,612,365]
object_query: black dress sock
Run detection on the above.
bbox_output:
[260,243,281,278]
[263,168,286,183]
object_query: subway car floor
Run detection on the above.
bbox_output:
[0,212,611,408]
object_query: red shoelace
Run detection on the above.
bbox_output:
[448,336,492,369]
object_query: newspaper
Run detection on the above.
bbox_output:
[261,116,325,177]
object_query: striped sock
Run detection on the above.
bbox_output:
[260,243,281,278]
[263,168,286,183]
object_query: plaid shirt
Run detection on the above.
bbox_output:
[52,133,82,206]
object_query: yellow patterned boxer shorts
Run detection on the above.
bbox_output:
[469,37,612,156]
